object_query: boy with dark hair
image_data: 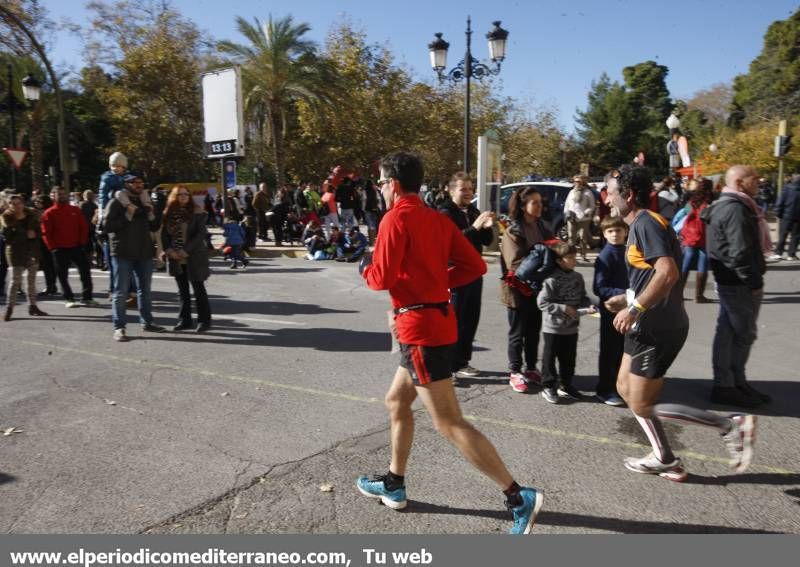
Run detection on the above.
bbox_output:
[537,241,595,403]
[593,215,628,406]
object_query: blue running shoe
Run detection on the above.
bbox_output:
[356,474,407,510]
[508,487,543,534]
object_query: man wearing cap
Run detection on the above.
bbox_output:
[103,172,165,341]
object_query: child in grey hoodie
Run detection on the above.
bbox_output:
[537,242,596,404]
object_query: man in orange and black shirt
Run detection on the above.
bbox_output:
[356,151,542,535]
[605,165,757,482]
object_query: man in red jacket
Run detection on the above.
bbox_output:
[40,186,96,308]
[356,151,542,535]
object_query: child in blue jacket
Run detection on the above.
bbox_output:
[222,217,248,269]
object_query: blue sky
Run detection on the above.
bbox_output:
[42,0,800,133]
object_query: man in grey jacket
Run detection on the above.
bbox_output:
[703,165,769,408]
[104,172,165,341]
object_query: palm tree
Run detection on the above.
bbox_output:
[218,15,333,188]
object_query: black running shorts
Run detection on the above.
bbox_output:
[624,325,688,379]
[399,343,455,385]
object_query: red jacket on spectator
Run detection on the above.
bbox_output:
[363,194,486,346]
[40,203,89,250]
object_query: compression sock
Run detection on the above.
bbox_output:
[655,403,732,433]
[634,414,676,463]
[503,481,523,508]
[384,471,405,490]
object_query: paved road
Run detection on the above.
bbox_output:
[1,252,799,534]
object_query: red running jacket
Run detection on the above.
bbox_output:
[363,194,487,346]
[40,203,89,250]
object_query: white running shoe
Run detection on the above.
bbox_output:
[723,414,756,473]
[624,452,688,482]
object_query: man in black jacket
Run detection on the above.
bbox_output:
[104,172,165,342]
[769,173,800,261]
[703,165,769,407]
[439,172,494,378]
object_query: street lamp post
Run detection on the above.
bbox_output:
[0,3,71,193]
[428,18,508,174]
[21,73,41,193]
[559,139,568,179]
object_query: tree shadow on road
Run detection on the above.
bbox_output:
[143,326,391,351]
[149,291,358,317]
[0,472,16,485]
[660,377,800,419]
[760,293,800,304]
[535,510,783,534]
[684,472,800,486]
[403,502,784,533]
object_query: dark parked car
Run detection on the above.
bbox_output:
[477,181,602,241]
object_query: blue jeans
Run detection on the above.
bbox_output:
[111,256,154,329]
[105,241,137,294]
[681,245,707,273]
[339,209,357,229]
[712,285,762,387]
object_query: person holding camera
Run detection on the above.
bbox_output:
[438,171,494,379]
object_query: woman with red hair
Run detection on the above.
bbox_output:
[161,186,212,332]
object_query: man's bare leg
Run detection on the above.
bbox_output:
[386,367,418,476]
[415,378,513,489]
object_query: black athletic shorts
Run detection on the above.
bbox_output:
[399,343,454,385]
[624,325,688,379]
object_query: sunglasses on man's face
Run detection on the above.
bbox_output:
[376,178,392,188]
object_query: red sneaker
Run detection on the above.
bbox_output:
[509,373,529,393]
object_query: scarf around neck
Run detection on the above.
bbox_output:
[165,206,193,249]
[721,186,772,253]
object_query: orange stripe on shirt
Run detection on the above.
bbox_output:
[646,210,669,229]
[627,243,651,270]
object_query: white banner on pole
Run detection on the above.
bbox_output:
[201,67,245,158]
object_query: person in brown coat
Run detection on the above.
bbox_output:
[252,182,272,241]
[499,187,553,393]
[161,186,212,332]
[1,195,48,320]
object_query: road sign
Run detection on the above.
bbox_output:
[224,160,237,190]
[3,147,28,170]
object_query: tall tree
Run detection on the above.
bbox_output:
[218,15,334,188]
[731,8,800,125]
[622,60,672,170]
[85,0,207,183]
[575,73,638,171]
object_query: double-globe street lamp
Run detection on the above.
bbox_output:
[2,63,41,191]
[428,18,508,174]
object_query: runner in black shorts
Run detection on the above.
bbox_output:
[399,343,454,385]
[356,152,543,534]
[604,165,757,481]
